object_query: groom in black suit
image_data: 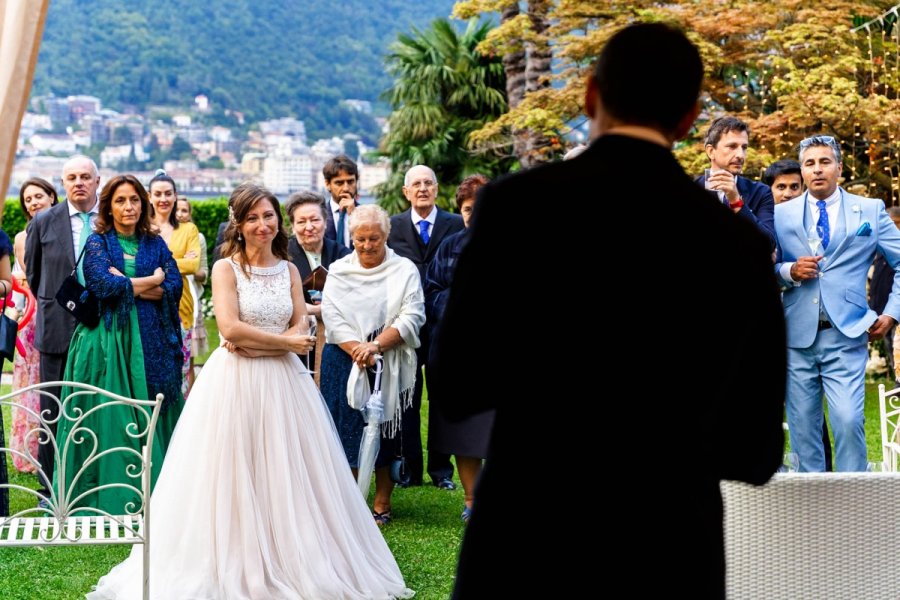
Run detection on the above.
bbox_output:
[431,23,786,599]
[387,165,463,488]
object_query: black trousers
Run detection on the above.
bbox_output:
[402,351,454,485]
[37,351,67,496]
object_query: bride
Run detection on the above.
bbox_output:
[88,182,413,600]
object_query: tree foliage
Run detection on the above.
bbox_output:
[455,0,900,204]
[376,18,515,213]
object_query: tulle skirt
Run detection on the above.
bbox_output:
[87,347,413,600]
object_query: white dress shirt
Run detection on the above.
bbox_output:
[411,206,437,240]
[68,199,99,260]
[330,199,351,248]
[780,188,842,285]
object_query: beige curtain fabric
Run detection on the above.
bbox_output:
[0,0,50,214]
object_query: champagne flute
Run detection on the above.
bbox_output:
[300,315,317,375]
[807,224,823,255]
[705,167,728,203]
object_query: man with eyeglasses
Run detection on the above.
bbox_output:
[775,134,900,471]
[698,116,776,247]
[387,164,464,489]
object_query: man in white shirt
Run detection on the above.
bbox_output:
[387,164,463,488]
[25,154,100,500]
[776,135,900,471]
[322,154,359,250]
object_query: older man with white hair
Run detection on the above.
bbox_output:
[387,164,464,488]
[25,154,100,503]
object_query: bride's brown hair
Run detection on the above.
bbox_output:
[221,182,289,278]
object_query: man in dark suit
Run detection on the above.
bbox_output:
[697,115,776,247]
[25,154,101,499]
[430,23,785,599]
[869,205,900,382]
[322,154,360,251]
[387,164,464,489]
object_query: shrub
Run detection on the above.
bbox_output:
[1,200,27,240]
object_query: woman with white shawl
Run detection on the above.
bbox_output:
[321,204,425,526]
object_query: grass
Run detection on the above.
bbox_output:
[0,318,464,599]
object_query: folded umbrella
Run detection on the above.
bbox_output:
[357,356,384,499]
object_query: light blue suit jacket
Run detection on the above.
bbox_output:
[775,189,900,348]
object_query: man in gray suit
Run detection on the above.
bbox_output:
[25,155,100,496]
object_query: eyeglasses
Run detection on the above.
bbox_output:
[407,180,436,189]
[799,135,837,149]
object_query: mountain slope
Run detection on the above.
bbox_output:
[31,0,455,142]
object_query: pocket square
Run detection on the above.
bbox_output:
[857,221,872,236]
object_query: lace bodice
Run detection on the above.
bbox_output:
[228,259,293,334]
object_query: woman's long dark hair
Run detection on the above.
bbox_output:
[148,170,179,229]
[95,175,156,237]
[221,182,289,278]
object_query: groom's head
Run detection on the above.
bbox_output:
[585,23,703,143]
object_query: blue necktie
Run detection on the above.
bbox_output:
[336,210,346,247]
[77,212,92,285]
[418,220,430,245]
[816,200,830,250]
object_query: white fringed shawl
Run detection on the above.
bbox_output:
[322,248,425,437]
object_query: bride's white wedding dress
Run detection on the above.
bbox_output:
[88,259,413,600]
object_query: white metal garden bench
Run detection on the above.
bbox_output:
[0,381,163,600]
[879,383,900,471]
[723,472,900,599]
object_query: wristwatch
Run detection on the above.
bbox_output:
[373,339,381,351]
[729,196,744,210]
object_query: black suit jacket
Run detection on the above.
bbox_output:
[696,173,776,248]
[287,237,351,303]
[871,252,894,314]
[430,136,786,599]
[324,200,359,250]
[387,208,464,283]
[388,208,463,353]
[25,202,78,355]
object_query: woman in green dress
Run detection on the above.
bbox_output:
[54,174,184,515]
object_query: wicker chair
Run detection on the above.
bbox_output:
[722,473,900,599]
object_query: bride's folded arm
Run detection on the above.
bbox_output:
[212,259,311,354]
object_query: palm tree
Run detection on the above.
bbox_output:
[376,18,514,214]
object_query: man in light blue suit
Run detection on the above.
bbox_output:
[775,135,900,471]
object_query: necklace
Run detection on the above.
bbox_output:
[117,233,139,255]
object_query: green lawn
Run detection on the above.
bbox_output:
[0,318,464,599]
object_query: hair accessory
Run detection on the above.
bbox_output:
[154,168,166,176]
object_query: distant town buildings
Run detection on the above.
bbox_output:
[12,93,391,200]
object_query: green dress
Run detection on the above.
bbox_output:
[53,248,164,515]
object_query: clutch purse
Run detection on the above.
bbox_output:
[55,244,100,328]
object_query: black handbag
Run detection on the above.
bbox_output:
[0,285,17,363]
[55,244,101,328]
